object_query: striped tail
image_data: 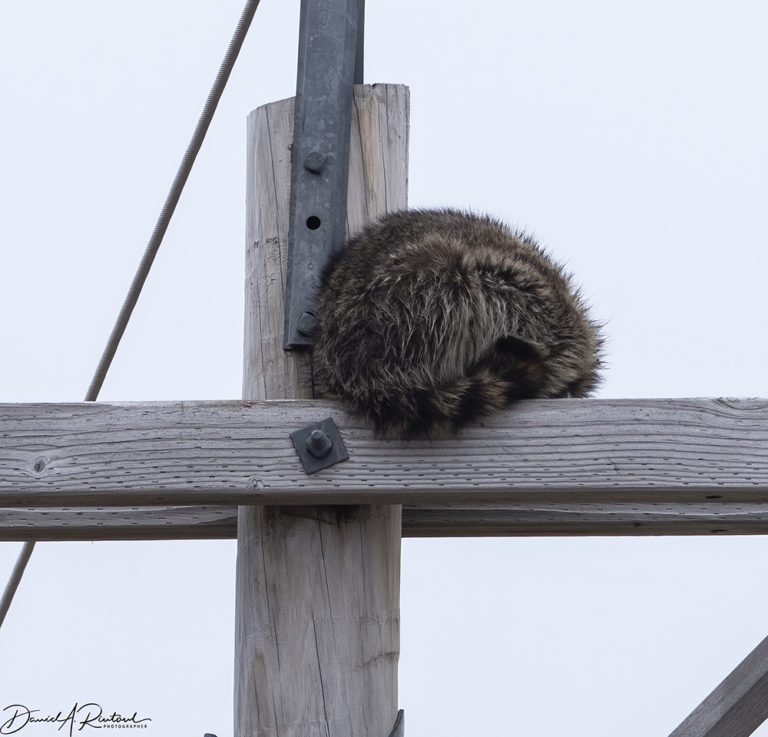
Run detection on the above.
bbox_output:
[357,336,547,437]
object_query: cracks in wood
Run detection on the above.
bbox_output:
[311,614,331,737]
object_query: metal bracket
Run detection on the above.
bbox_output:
[388,710,405,737]
[290,418,349,474]
[283,0,365,349]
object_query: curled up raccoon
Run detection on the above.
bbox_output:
[313,209,603,437]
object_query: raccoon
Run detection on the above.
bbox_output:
[313,209,603,437]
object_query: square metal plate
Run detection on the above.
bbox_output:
[290,417,349,474]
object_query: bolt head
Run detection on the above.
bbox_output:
[303,151,326,174]
[297,311,319,337]
[306,429,333,459]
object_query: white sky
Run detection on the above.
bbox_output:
[1,0,768,735]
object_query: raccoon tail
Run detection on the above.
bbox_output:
[363,336,547,438]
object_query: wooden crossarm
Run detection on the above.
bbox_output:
[5,503,768,540]
[1,397,767,508]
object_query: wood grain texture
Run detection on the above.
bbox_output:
[401,503,768,537]
[346,84,409,234]
[7,503,768,540]
[243,84,409,401]
[2,397,768,507]
[235,86,408,737]
[244,95,308,401]
[236,505,401,737]
[668,633,768,737]
[0,506,238,540]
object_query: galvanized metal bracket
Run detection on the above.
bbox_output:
[283,0,365,349]
[290,417,349,474]
[387,710,405,737]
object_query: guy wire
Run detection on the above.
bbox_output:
[0,0,262,630]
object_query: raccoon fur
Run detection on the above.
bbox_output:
[313,208,603,437]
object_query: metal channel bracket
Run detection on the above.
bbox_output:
[283,0,365,349]
[388,710,405,737]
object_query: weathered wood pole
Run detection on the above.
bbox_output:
[236,84,409,737]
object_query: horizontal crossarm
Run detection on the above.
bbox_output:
[4,503,768,540]
[1,398,767,508]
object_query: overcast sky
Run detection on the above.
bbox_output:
[2,1,768,735]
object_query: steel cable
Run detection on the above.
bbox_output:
[0,542,34,629]
[0,0,262,630]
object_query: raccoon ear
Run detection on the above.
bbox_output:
[493,334,549,397]
[495,334,548,361]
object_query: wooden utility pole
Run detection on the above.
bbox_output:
[2,7,768,735]
[235,84,409,737]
